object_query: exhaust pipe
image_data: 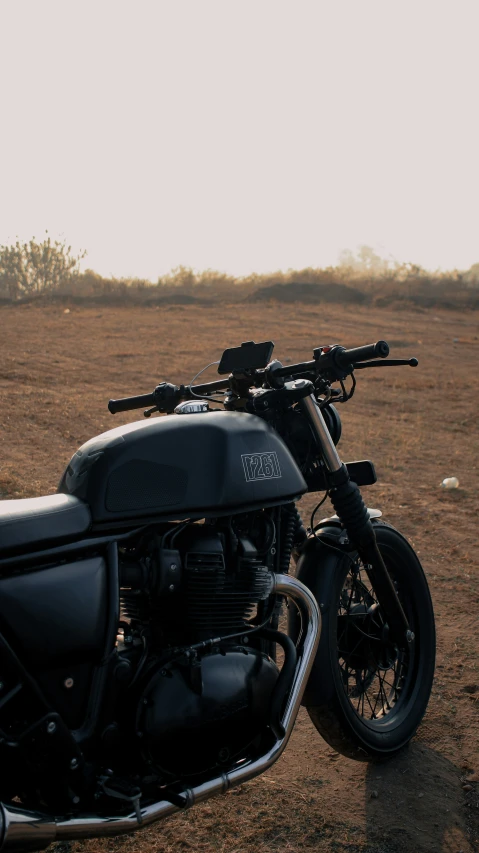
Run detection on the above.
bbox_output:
[0,574,320,851]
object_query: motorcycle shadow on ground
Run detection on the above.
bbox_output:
[48,741,477,853]
[363,742,477,853]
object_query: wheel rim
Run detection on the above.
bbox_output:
[336,554,415,728]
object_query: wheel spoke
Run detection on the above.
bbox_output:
[370,661,382,716]
[348,577,356,606]
[337,622,348,646]
[381,676,397,694]
[364,690,377,720]
[345,634,365,660]
[378,671,391,711]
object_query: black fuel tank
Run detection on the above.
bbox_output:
[59,411,306,524]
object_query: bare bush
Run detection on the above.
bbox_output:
[0,234,86,300]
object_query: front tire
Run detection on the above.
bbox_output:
[292,520,435,760]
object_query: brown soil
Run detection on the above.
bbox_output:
[1,301,478,853]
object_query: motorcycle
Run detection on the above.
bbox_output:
[0,338,435,851]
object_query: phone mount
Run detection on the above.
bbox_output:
[218,340,275,375]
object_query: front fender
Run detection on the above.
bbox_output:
[289,514,421,708]
[289,527,350,706]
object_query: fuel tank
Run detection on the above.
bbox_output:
[59,411,307,525]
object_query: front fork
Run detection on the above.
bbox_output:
[300,393,413,646]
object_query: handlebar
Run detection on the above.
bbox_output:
[334,340,389,369]
[108,340,413,415]
[108,377,231,416]
[108,392,156,414]
[274,340,390,381]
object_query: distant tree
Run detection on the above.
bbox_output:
[337,245,390,276]
[159,266,197,288]
[0,233,86,299]
[464,263,479,288]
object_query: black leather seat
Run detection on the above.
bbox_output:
[0,494,91,553]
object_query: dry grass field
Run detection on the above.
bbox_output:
[1,300,479,853]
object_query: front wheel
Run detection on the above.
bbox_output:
[292,520,435,760]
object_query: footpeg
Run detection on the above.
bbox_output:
[100,777,143,824]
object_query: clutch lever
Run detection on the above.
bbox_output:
[353,358,418,370]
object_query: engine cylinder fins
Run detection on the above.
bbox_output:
[184,554,272,637]
[119,590,149,623]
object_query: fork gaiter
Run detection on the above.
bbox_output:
[327,467,373,547]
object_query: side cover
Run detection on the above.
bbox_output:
[0,555,109,729]
[59,411,307,524]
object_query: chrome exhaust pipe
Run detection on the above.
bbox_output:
[0,574,320,851]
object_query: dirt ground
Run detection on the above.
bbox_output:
[1,300,478,853]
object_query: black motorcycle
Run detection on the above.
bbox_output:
[0,339,435,851]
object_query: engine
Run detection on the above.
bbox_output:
[117,513,280,778]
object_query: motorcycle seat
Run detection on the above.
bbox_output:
[0,494,91,553]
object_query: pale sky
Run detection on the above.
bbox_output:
[0,0,478,279]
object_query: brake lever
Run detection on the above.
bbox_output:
[353,358,418,370]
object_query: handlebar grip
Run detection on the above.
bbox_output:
[108,393,156,414]
[336,340,389,368]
